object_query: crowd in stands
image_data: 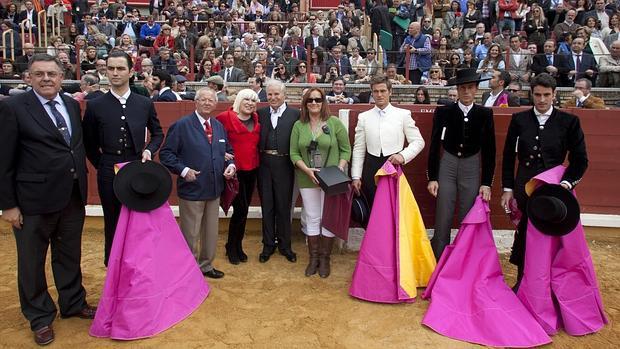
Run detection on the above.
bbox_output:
[2,0,620,103]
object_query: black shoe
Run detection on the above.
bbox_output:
[259,253,271,263]
[259,246,275,263]
[238,244,248,263]
[203,269,225,279]
[225,244,240,265]
[33,325,54,346]
[279,250,297,263]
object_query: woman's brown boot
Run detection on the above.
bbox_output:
[305,235,320,276]
[318,236,334,278]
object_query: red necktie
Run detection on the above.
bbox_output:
[204,121,212,144]
[292,46,298,59]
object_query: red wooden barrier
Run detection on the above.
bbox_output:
[84,102,620,230]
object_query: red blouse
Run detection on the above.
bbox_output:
[216,108,261,171]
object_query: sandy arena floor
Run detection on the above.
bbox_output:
[0,219,618,348]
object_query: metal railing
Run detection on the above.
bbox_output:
[2,29,15,61]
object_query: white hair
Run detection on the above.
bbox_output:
[232,89,259,114]
[195,87,217,101]
[264,79,286,94]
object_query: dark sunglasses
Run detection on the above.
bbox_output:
[306,97,324,104]
[507,89,519,92]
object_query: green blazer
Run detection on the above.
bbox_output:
[290,116,352,188]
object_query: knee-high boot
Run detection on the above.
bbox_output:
[318,236,334,278]
[305,235,320,276]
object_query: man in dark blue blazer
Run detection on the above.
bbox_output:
[152,70,178,101]
[557,37,598,86]
[326,46,353,77]
[160,88,235,279]
[83,51,163,266]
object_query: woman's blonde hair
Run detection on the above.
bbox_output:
[232,89,259,114]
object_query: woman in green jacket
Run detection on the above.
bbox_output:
[290,88,351,278]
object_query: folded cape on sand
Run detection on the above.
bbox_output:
[517,165,608,336]
[349,161,436,303]
[89,203,209,340]
[421,197,552,347]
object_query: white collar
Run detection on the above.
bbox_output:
[373,103,392,113]
[110,88,131,102]
[159,86,171,94]
[34,90,62,106]
[534,106,553,116]
[489,89,503,97]
[458,101,474,114]
[195,111,210,125]
[271,103,286,114]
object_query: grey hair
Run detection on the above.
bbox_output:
[575,78,592,89]
[232,89,259,114]
[81,73,100,86]
[264,79,286,94]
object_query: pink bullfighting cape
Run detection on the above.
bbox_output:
[421,197,551,347]
[89,203,210,340]
[349,161,436,303]
[517,165,608,336]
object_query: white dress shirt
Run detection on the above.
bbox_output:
[270,102,286,128]
[351,103,425,179]
[34,90,72,136]
[483,91,500,107]
[457,101,474,115]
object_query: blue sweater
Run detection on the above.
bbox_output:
[140,23,161,39]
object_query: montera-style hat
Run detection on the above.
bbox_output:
[113,161,172,212]
[446,68,491,86]
[527,184,580,236]
[351,193,370,228]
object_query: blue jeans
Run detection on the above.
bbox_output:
[498,18,516,34]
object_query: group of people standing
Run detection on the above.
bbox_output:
[0,46,589,345]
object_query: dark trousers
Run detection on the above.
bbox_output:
[431,152,480,260]
[14,181,87,331]
[227,169,257,253]
[361,152,389,219]
[257,154,294,253]
[510,164,545,267]
[408,69,423,84]
[97,153,138,265]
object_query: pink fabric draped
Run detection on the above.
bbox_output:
[422,197,552,347]
[517,165,608,336]
[349,162,435,303]
[89,203,209,340]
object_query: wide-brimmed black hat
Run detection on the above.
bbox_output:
[113,161,172,212]
[351,193,370,228]
[527,184,580,236]
[446,68,491,86]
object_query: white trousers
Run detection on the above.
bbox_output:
[299,187,334,237]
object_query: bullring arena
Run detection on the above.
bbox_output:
[1,102,619,348]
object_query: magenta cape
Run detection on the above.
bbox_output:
[421,197,551,347]
[349,162,436,303]
[89,204,210,340]
[517,165,608,336]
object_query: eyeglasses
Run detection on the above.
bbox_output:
[306,97,324,104]
[299,65,306,68]
[431,71,440,74]
[31,71,60,78]
[507,89,519,92]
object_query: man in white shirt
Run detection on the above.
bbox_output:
[351,75,425,214]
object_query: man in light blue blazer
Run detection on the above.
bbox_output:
[160,88,236,279]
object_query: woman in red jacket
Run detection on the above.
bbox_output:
[216,89,261,265]
[498,0,520,34]
[153,24,175,50]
